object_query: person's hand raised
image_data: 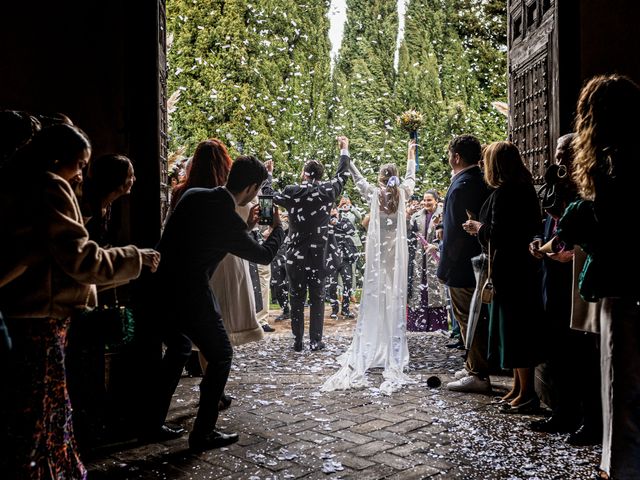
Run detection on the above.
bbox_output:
[408,139,417,160]
[140,248,161,273]
[337,136,349,151]
[247,204,260,230]
[265,160,274,175]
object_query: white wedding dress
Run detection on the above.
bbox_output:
[321,157,416,395]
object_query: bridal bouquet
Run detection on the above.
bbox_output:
[397,109,423,170]
[397,109,424,134]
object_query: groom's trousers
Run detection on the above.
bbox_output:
[286,245,326,343]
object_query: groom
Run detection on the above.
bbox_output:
[263,136,350,351]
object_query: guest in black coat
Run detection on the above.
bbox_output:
[463,141,544,411]
[262,136,350,351]
[139,156,284,451]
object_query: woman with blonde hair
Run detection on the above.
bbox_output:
[463,141,544,412]
[322,141,415,394]
[554,74,640,480]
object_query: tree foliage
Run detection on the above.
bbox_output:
[166,0,507,196]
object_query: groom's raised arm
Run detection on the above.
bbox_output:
[329,136,351,199]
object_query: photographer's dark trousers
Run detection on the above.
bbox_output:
[286,246,326,343]
[327,261,353,314]
[136,295,232,437]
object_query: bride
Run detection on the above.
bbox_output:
[321,141,416,394]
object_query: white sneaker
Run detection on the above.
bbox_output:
[447,375,492,394]
[454,368,469,380]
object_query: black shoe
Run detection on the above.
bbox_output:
[341,311,355,319]
[529,416,577,434]
[275,311,290,321]
[329,312,338,319]
[262,324,275,332]
[139,424,186,442]
[310,340,325,351]
[189,430,239,452]
[293,339,303,352]
[567,424,602,446]
[446,340,464,349]
[499,396,541,415]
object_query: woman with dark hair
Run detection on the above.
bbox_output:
[553,74,640,480]
[66,154,136,447]
[0,124,159,479]
[322,141,416,394]
[82,154,135,243]
[463,141,544,412]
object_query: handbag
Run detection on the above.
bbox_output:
[83,287,135,351]
[480,240,494,304]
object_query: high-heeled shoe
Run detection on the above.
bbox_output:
[499,396,540,414]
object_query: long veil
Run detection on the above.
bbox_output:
[321,167,413,395]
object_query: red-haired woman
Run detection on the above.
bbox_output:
[168,140,263,410]
[169,138,231,212]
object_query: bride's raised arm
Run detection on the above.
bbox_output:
[349,159,375,204]
[401,140,417,196]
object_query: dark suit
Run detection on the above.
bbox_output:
[437,165,491,377]
[327,216,356,315]
[263,155,349,344]
[437,165,490,287]
[141,187,284,436]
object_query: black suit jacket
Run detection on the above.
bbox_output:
[263,154,350,274]
[153,187,284,322]
[437,166,490,288]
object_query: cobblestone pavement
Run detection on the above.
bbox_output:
[88,315,600,480]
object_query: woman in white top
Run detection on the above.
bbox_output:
[322,142,416,394]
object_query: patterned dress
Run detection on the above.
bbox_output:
[6,317,87,480]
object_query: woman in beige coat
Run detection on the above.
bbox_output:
[0,124,159,480]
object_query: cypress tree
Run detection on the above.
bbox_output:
[331,0,400,175]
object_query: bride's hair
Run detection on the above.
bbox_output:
[377,163,400,214]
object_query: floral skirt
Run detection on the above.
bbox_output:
[4,317,87,480]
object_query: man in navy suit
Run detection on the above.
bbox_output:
[142,156,285,451]
[437,135,492,393]
[263,137,350,352]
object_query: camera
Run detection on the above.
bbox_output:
[258,195,274,226]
